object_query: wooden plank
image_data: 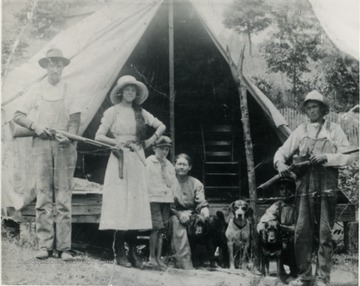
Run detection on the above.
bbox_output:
[206,151,231,156]
[206,125,232,133]
[20,215,100,224]
[206,141,232,146]
[22,205,102,216]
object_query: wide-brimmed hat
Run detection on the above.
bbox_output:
[154,136,172,147]
[110,75,148,105]
[298,90,330,115]
[38,48,70,69]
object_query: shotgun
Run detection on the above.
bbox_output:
[257,147,359,191]
[12,126,146,178]
[52,130,147,171]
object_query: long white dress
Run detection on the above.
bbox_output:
[96,104,163,230]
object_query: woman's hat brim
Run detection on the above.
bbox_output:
[154,143,172,147]
[39,57,71,69]
[110,79,149,105]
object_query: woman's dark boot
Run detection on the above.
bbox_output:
[115,232,131,268]
[128,245,144,269]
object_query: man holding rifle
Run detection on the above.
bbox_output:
[273,91,351,286]
[13,48,80,260]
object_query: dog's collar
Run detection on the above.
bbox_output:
[233,218,248,230]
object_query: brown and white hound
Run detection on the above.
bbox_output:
[225,200,253,269]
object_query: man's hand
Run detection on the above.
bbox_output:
[178,210,192,225]
[310,154,327,165]
[200,207,210,218]
[276,161,291,177]
[55,133,71,147]
[280,224,295,233]
[32,123,52,139]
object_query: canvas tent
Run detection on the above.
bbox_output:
[4,0,350,210]
[308,0,359,61]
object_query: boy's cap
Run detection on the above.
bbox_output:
[278,176,296,193]
[279,176,295,184]
[154,136,172,147]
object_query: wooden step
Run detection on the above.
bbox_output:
[204,162,239,173]
[205,161,238,164]
[206,151,231,157]
[206,186,239,189]
[204,125,232,133]
[205,140,232,146]
[205,173,238,176]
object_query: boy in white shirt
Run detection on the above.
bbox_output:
[145,136,176,268]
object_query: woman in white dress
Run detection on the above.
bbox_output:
[95,75,166,268]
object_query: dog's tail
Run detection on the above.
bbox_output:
[216,210,225,222]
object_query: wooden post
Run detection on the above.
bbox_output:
[168,0,175,163]
[226,46,259,268]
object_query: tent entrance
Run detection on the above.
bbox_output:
[77,0,283,202]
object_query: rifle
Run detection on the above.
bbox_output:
[53,130,147,177]
[12,126,146,178]
[257,147,359,191]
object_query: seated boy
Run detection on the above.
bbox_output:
[257,176,298,278]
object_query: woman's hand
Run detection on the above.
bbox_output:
[310,154,327,165]
[200,207,209,218]
[144,134,157,149]
[178,210,192,225]
[276,161,291,177]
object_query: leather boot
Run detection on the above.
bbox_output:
[128,245,144,269]
[115,234,131,268]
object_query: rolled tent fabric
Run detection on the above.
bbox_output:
[308,0,359,60]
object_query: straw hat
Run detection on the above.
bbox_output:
[298,90,330,115]
[110,75,148,105]
[154,136,172,147]
[39,48,70,68]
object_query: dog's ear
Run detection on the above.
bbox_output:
[216,210,225,222]
[228,202,235,213]
[260,227,267,242]
[245,207,254,219]
[224,204,234,223]
[204,217,210,235]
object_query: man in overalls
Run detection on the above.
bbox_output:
[13,48,81,260]
[273,91,350,286]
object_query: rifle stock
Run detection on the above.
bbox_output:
[257,148,358,191]
[257,161,311,191]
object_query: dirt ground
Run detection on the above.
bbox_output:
[1,237,260,286]
[2,225,358,286]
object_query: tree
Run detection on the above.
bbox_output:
[223,0,271,55]
[16,0,69,39]
[263,0,323,106]
[252,75,285,109]
[311,48,359,112]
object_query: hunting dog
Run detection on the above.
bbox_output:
[187,211,228,268]
[259,220,283,277]
[225,200,253,269]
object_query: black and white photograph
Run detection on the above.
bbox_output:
[1,0,359,285]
